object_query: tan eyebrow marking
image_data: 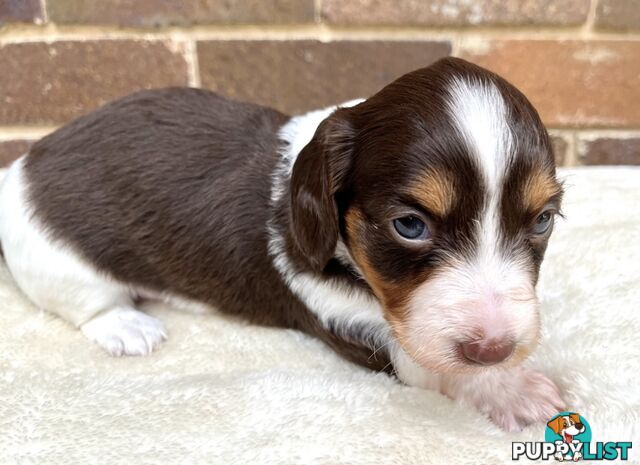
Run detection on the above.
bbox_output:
[522,168,562,212]
[408,170,456,217]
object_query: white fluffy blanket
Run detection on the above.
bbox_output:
[0,167,638,465]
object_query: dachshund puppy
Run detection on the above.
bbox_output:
[0,57,564,430]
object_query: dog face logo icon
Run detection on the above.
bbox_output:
[513,411,632,461]
[548,413,587,444]
[545,412,591,461]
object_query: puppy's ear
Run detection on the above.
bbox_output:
[547,417,564,434]
[569,413,581,425]
[289,109,355,271]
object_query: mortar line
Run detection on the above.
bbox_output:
[450,31,462,56]
[567,131,579,166]
[1,24,640,45]
[582,0,600,39]
[548,127,640,134]
[39,0,49,24]
[0,126,57,141]
[183,37,201,87]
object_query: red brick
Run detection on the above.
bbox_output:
[322,0,589,26]
[579,136,640,165]
[0,139,33,166]
[595,0,640,32]
[460,41,640,128]
[197,40,451,114]
[0,41,189,125]
[47,0,314,27]
[0,0,42,24]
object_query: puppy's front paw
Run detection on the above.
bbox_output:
[485,367,565,432]
[81,306,167,356]
[443,366,565,432]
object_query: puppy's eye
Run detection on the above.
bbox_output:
[533,210,554,235]
[393,216,429,241]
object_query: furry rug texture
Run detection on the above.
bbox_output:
[0,167,638,465]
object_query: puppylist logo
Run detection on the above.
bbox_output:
[512,412,632,461]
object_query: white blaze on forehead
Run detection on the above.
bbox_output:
[446,77,514,192]
[446,77,517,269]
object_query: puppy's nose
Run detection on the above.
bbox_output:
[460,339,515,365]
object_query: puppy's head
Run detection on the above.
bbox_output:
[290,57,562,374]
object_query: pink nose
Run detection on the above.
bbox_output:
[460,339,515,365]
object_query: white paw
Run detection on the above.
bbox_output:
[485,367,566,432]
[442,366,565,432]
[81,307,167,356]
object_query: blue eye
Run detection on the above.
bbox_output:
[393,215,429,240]
[533,210,554,235]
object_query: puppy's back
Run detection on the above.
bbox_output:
[23,88,290,312]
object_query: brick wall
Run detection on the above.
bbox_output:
[1,0,639,167]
